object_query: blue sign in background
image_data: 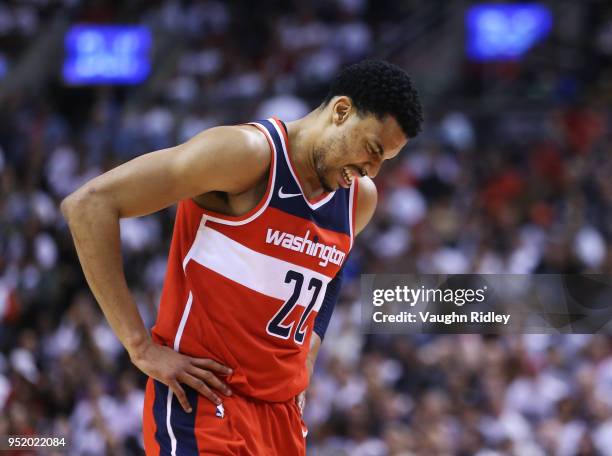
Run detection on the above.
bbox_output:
[466,4,552,61]
[63,25,152,85]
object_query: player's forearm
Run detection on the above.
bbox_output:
[306,333,322,379]
[61,187,151,358]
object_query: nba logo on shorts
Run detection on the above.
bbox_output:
[216,404,225,419]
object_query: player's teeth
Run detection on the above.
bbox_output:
[342,167,352,185]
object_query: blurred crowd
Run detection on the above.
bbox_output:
[2,0,612,455]
[0,0,69,80]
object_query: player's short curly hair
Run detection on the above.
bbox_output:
[324,60,423,138]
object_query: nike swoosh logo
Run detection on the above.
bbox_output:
[278,186,301,199]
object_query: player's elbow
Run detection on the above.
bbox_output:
[60,192,80,222]
[61,185,109,223]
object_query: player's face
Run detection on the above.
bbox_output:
[313,102,408,192]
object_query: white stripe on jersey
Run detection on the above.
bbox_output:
[189,222,330,310]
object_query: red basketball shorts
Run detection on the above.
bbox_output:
[143,378,307,455]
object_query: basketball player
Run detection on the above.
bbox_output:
[61,61,423,454]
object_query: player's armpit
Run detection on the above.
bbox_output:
[354,176,378,235]
[64,124,270,219]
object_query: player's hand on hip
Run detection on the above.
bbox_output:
[130,341,233,413]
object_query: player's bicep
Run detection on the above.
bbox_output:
[69,125,269,219]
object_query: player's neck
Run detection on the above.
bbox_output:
[285,109,328,199]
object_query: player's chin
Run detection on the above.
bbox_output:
[324,180,338,192]
[318,174,337,193]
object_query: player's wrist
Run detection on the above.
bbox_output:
[126,333,154,363]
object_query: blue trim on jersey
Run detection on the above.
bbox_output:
[153,380,199,455]
[253,118,352,236]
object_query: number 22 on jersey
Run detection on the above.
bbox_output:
[266,270,323,344]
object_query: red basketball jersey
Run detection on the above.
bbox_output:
[151,118,358,402]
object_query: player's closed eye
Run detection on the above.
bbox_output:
[368,143,382,158]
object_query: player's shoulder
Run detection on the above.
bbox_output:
[183,124,272,195]
[206,124,271,167]
[354,176,377,236]
[357,176,378,208]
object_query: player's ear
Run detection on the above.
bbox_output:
[332,96,352,126]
